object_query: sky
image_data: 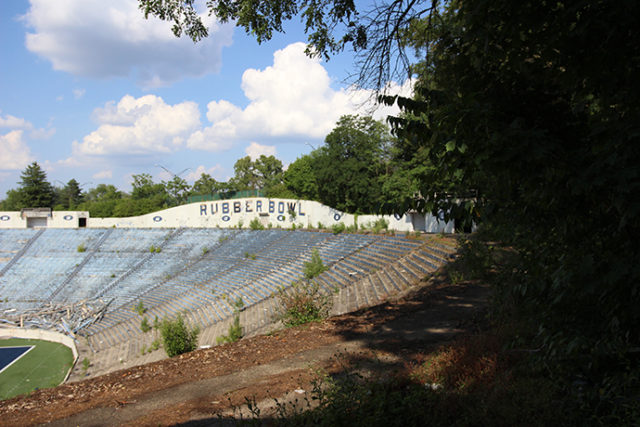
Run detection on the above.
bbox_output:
[0,0,410,197]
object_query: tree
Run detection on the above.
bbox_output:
[10,162,56,209]
[311,115,394,213]
[55,179,84,210]
[191,173,222,195]
[163,175,190,206]
[284,154,319,201]
[380,0,640,410]
[229,155,287,196]
[138,0,440,90]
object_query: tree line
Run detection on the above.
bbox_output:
[0,114,403,217]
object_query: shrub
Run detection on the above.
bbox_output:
[331,222,346,234]
[149,245,161,253]
[159,314,199,357]
[249,218,264,230]
[202,246,209,255]
[217,297,244,344]
[303,249,328,280]
[77,243,86,253]
[134,300,146,315]
[277,280,331,327]
[244,251,257,260]
[140,316,151,333]
[82,357,90,372]
[371,218,389,233]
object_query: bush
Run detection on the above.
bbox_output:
[217,297,244,344]
[371,218,389,233]
[303,249,328,280]
[140,316,151,333]
[331,222,346,234]
[77,243,86,253]
[159,314,199,357]
[277,280,331,327]
[134,300,146,315]
[249,218,264,230]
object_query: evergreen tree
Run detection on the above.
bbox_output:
[16,162,55,208]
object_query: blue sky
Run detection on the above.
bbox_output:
[0,0,409,197]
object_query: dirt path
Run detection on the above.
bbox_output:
[0,279,489,427]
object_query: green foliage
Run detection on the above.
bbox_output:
[134,300,146,315]
[284,154,319,200]
[76,243,86,253]
[201,246,209,255]
[217,297,244,345]
[249,217,264,230]
[277,280,331,327]
[159,314,199,357]
[244,251,257,260]
[331,222,345,234]
[2,162,55,209]
[374,1,640,417]
[140,317,151,333]
[82,357,90,372]
[303,249,328,280]
[149,245,161,253]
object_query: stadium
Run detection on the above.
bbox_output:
[0,197,456,398]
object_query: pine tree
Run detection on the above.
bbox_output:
[18,162,55,208]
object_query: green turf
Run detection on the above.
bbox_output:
[0,338,74,400]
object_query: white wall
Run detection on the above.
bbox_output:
[0,211,89,229]
[87,198,453,232]
[2,199,454,233]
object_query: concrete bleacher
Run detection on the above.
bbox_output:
[0,228,455,354]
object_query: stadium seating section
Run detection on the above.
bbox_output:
[0,228,451,350]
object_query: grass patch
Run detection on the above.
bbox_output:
[0,338,74,400]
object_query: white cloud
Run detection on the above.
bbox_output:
[92,170,112,179]
[0,130,35,170]
[245,142,277,160]
[74,94,201,156]
[73,88,86,99]
[0,114,32,129]
[0,113,55,140]
[185,165,224,182]
[189,42,410,151]
[22,0,234,88]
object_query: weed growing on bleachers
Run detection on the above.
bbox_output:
[140,317,151,333]
[332,223,345,234]
[249,218,264,230]
[134,300,147,315]
[202,246,209,255]
[244,251,257,260]
[277,280,331,327]
[217,297,244,345]
[218,235,229,243]
[77,243,86,253]
[82,357,90,372]
[303,249,328,280]
[149,245,162,253]
[160,314,199,357]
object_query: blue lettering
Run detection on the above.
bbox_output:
[222,202,229,214]
[234,201,241,213]
[298,202,305,216]
[211,203,218,215]
[269,201,275,213]
[245,201,252,212]
[278,202,285,213]
[200,204,207,215]
[256,200,262,212]
[287,202,296,213]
